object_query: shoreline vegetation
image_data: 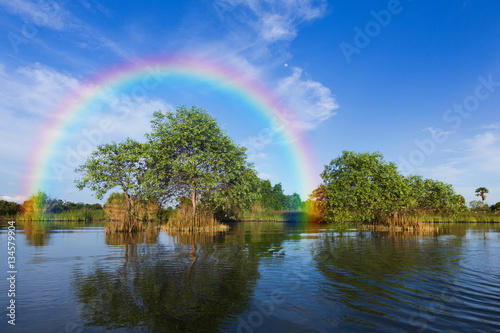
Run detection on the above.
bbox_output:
[3,108,499,232]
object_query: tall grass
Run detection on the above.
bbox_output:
[161,205,228,232]
[238,204,286,221]
[15,209,107,222]
[420,212,500,223]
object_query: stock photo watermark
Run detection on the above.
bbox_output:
[340,0,411,64]
[7,0,70,54]
[6,221,17,326]
[399,74,500,174]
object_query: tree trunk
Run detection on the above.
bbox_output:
[192,189,197,221]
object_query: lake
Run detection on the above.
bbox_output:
[1,220,499,332]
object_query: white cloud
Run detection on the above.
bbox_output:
[463,131,500,174]
[0,0,75,31]
[0,63,79,117]
[247,151,269,161]
[423,127,453,137]
[277,67,338,130]
[216,0,327,43]
[260,14,296,42]
[0,195,28,204]
[480,123,500,130]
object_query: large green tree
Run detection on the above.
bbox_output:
[147,106,251,218]
[320,151,409,223]
[75,138,154,221]
[319,151,461,224]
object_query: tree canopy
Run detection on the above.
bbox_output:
[146,106,253,217]
[75,138,153,221]
[318,151,462,224]
[475,187,489,203]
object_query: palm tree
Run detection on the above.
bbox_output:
[475,187,489,204]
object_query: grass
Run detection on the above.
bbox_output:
[419,212,500,223]
[9,209,108,222]
[160,205,229,232]
[105,218,146,233]
[238,205,287,221]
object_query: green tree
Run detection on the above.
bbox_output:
[469,200,488,213]
[21,190,49,220]
[406,177,460,214]
[0,200,21,217]
[75,138,153,222]
[319,151,461,224]
[475,187,489,203]
[202,164,260,219]
[285,193,302,211]
[255,179,288,211]
[147,106,251,218]
[491,202,500,213]
[320,151,410,223]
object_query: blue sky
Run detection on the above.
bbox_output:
[0,0,499,206]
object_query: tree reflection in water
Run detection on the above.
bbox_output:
[311,228,466,326]
[72,223,289,332]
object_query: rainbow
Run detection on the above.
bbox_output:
[23,54,317,201]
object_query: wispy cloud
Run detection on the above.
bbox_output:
[463,131,500,174]
[214,0,326,45]
[231,0,325,42]
[0,62,79,117]
[480,123,500,130]
[277,67,338,130]
[0,0,76,30]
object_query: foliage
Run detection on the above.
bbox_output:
[147,106,252,218]
[201,164,260,220]
[491,202,500,213]
[75,138,154,222]
[285,192,303,210]
[21,190,48,221]
[257,180,286,210]
[318,151,462,225]
[305,185,326,222]
[475,187,489,202]
[320,151,411,224]
[469,200,489,213]
[0,200,21,217]
[403,176,462,214]
[15,191,104,221]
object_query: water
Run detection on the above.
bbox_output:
[1,221,499,332]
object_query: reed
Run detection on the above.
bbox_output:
[160,205,228,232]
[105,218,145,233]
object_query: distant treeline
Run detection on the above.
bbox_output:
[0,192,105,221]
